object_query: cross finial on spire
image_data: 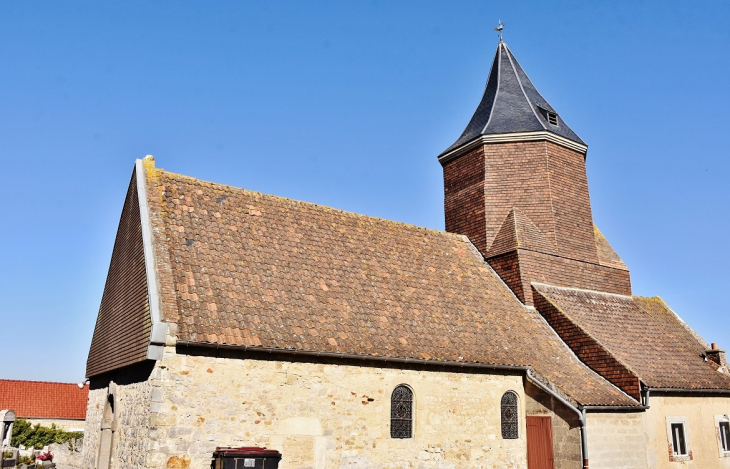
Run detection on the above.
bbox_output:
[495,20,505,42]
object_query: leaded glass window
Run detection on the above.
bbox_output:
[501,391,519,439]
[390,385,413,439]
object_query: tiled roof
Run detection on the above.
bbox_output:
[594,226,628,270]
[145,166,638,407]
[532,284,730,390]
[486,208,557,258]
[440,41,584,156]
[0,380,89,420]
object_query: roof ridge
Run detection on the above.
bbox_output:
[503,43,546,131]
[480,42,501,134]
[158,169,463,240]
[0,379,84,386]
[531,282,633,300]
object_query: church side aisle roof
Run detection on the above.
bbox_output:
[441,41,585,156]
[533,283,730,390]
[143,164,637,407]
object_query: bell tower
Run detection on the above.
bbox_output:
[440,40,631,305]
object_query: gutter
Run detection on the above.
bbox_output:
[179,341,606,469]
[648,387,730,395]
[524,369,589,469]
[641,386,730,408]
[175,341,530,372]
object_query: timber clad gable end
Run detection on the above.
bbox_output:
[86,168,152,378]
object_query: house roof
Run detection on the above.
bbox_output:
[142,161,637,407]
[440,41,584,157]
[532,284,730,390]
[0,380,89,420]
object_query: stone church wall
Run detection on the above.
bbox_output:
[585,412,647,469]
[523,381,582,469]
[81,362,155,469]
[642,394,730,469]
[146,346,528,469]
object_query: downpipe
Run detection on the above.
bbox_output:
[525,369,589,469]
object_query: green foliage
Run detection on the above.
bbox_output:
[1,451,13,459]
[11,419,83,450]
[18,455,34,465]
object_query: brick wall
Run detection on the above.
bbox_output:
[443,146,487,254]
[482,141,557,251]
[487,250,631,305]
[442,139,631,305]
[532,288,641,400]
[542,142,598,263]
[517,250,631,304]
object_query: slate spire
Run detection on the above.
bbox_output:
[441,41,585,157]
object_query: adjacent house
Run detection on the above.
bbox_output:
[82,39,730,469]
[0,380,88,432]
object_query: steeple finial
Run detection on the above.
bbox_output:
[494,20,505,42]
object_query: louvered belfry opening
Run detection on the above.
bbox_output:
[390,385,413,439]
[86,168,152,378]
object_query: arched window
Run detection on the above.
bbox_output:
[501,391,519,439]
[390,385,413,439]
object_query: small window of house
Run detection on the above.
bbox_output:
[390,385,413,439]
[501,391,519,439]
[720,421,730,453]
[670,422,688,456]
[547,111,559,126]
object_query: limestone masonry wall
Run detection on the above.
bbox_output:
[643,394,730,469]
[147,347,529,469]
[82,364,154,469]
[585,412,647,469]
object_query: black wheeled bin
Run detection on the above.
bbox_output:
[211,447,282,469]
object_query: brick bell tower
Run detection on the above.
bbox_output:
[439,39,631,305]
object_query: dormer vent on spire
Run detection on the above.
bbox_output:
[439,42,585,163]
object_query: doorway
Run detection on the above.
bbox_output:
[526,416,554,469]
[97,394,115,469]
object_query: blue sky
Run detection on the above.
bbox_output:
[1,1,728,383]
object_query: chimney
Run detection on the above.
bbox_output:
[706,343,727,371]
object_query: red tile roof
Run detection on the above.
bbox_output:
[143,166,638,407]
[532,284,730,390]
[0,380,89,420]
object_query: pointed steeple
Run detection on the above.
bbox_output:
[440,42,585,160]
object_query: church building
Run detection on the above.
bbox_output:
[82,38,730,469]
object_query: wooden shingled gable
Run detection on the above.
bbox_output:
[86,167,152,378]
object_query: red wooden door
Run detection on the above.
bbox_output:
[526,416,554,469]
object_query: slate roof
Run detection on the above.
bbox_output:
[0,380,89,420]
[441,41,585,156]
[532,284,730,390]
[144,164,637,407]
